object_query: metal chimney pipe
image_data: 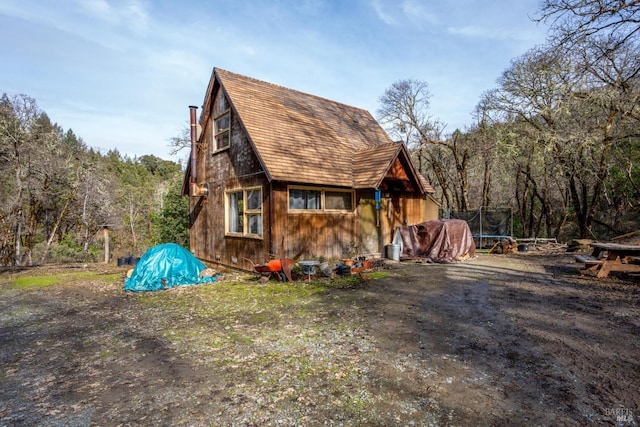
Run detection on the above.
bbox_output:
[189,105,198,193]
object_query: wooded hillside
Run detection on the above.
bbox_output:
[378,0,640,240]
[0,93,187,266]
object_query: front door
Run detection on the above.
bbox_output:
[359,196,382,256]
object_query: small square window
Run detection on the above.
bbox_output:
[247,214,262,235]
[247,189,261,210]
[216,114,230,131]
[216,132,229,150]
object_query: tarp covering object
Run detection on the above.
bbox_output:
[124,243,217,292]
[394,219,476,263]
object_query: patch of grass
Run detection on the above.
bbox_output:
[135,273,388,335]
[11,276,61,289]
[136,280,327,318]
[99,349,118,360]
[363,271,389,280]
[7,271,121,290]
[130,272,389,390]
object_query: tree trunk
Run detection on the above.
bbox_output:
[481,159,492,208]
[40,196,72,264]
[13,141,24,266]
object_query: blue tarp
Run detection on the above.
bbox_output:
[124,243,217,292]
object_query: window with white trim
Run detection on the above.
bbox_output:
[288,187,354,212]
[214,111,230,151]
[226,187,262,237]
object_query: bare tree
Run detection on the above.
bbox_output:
[537,0,640,47]
[0,94,41,264]
[482,38,640,238]
[480,47,581,237]
[76,153,116,253]
[168,123,191,155]
[377,79,475,211]
[468,103,504,210]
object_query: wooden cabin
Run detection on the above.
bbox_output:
[183,68,439,270]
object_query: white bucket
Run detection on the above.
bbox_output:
[385,244,401,261]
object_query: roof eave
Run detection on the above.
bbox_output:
[397,143,429,194]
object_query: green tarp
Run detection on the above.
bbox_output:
[124,243,217,292]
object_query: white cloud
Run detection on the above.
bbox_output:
[371,0,397,25]
[448,25,506,39]
[123,0,149,33]
[371,0,439,30]
[146,49,209,82]
[77,0,116,23]
[75,0,149,33]
[402,0,439,27]
[447,25,542,42]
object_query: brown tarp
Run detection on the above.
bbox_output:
[394,219,476,263]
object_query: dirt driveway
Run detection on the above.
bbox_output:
[1,253,638,426]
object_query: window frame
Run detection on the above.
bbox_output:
[213,110,231,152]
[225,186,263,238]
[288,186,354,213]
[288,187,322,211]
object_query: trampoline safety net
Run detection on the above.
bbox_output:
[444,207,513,247]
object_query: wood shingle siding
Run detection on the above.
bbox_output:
[185,68,439,267]
[212,69,400,187]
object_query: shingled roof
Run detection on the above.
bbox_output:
[203,68,432,193]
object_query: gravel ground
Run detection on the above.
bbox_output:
[0,252,638,426]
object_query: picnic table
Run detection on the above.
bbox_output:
[575,242,640,278]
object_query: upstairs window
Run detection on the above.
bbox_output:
[214,111,230,151]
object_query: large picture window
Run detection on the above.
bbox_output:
[288,187,353,212]
[214,111,230,151]
[227,187,262,237]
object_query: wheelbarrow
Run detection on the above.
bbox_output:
[244,258,293,281]
[244,237,305,282]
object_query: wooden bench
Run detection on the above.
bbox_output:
[575,254,603,273]
[574,254,602,265]
[579,243,640,278]
[629,256,640,265]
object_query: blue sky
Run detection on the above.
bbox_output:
[1,0,549,162]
